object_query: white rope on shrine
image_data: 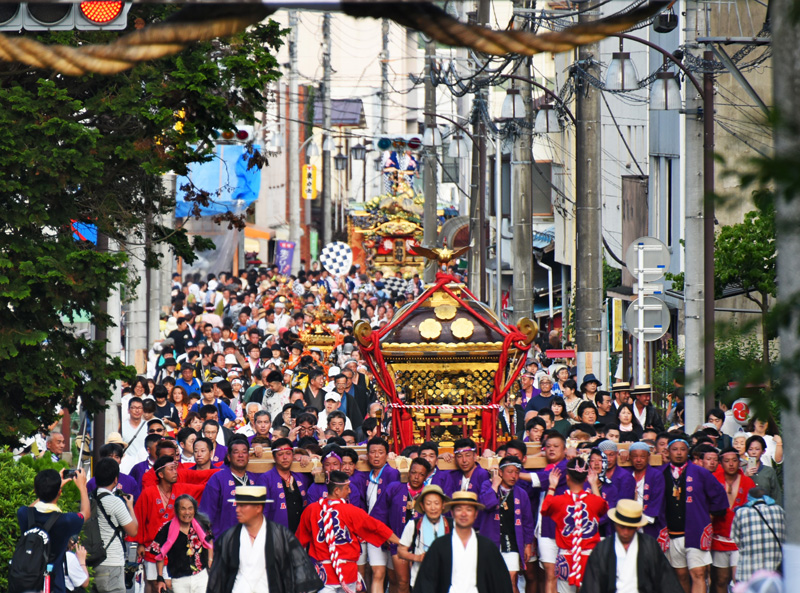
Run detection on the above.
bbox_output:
[387,403,501,411]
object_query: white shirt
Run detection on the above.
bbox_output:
[232,518,270,593]
[236,424,256,437]
[633,404,647,428]
[614,533,638,593]
[449,530,479,593]
[64,551,88,591]
[317,410,353,431]
[121,418,147,460]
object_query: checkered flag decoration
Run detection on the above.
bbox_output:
[382,276,410,297]
[319,242,353,277]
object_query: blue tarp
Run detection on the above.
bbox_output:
[72,222,97,244]
[175,144,262,218]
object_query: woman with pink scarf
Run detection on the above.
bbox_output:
[148,494,214,593]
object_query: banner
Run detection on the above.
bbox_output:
[612,298,623,352]
[302,164,317,200]
[274,241,295,275]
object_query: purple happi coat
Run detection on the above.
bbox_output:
[534,459,568,539]
[593,481,620,537]
[260,467,309,528]
[424,467,451,489]
[198,466,259,537]
[370,481,422,555]
[477,481,535,563]
[607,465,636,500]
[623,465,666,539]
[661,463,728,550]
[307,479,366,510]
[444,464,490,497]
[211,444,228,465]
[355,464,401,512]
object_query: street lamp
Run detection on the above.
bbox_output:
[605,41,639,91]
[501,87,525,120]
[270,131,284,150]
[306,141,320,158]
[422,126,442,147]
[649,71,682,110]
[534,104,562,134]
[351,142,368,202]
[350,143,366,161]
[447,133,471,159]
[334,150,348,171]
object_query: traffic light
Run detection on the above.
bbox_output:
[0,2,131,31]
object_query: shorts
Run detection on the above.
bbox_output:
[143,561,169,581]
[712,550,739,569]
[367,543,393,569]
[358,542,367,566]
[666,537,712,569]
[502,552,520,572]
[537,536,558,565]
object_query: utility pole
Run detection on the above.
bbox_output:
[380,18,389,136]
[772,0,799,583]
[423,38,438,283]
[510,1,534,324]
[574,12,603,379]
[288,10,301,272]
[126,237,148,373]
[322,12,332,247]
[468,0,490,301]
[682,2,706,430]
[703,49,715,411]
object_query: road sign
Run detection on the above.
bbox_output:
[625,236,670,282]
[625,297,670,342]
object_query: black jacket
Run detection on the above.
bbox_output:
[413,531,513,593]
[207,520,323,593]
[579,533,683,593]
[498,405,526,439]
[633,403,666,433]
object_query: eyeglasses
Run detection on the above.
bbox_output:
[148,427,165,434]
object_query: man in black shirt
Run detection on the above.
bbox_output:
[167,317,193,355]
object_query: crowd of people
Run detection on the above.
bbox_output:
[14,265,786,593]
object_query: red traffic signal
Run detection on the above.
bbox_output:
[80,1,123,24]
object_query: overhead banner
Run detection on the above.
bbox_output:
[274,240,295,275]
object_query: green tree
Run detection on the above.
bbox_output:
[713,192,776,368]
[0,7,286,447]
[667,192,776,370]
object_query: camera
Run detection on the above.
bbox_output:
[63,469,77,479]
[114,489,128,499]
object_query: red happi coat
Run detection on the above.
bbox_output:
[296,499,394,586]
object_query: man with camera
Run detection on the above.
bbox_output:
[93,457,139,593]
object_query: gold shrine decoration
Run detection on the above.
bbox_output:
[451,317,475,340]
[419,318,443,340]
[434,304,457,321]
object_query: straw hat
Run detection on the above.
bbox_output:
[106,432,128,451]
[414,485,451,513]
[607,499,650,528]
[227,485,273,505]
[444,490,485,511]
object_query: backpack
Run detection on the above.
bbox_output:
[407,516,453,554]
[8,508,61,593]
[84,491,124,568]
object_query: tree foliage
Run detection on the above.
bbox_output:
[0,6,286,446]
